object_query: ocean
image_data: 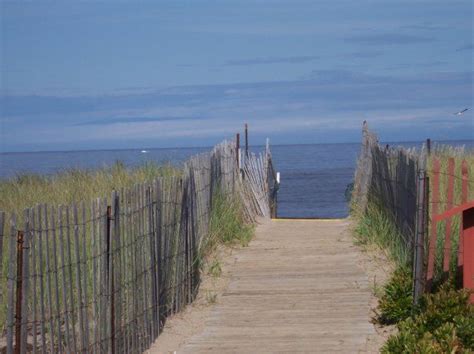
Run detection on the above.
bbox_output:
[1,141,472,218]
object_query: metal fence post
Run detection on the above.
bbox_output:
[15,230,24,354]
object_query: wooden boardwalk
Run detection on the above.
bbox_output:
[177,219,375,353]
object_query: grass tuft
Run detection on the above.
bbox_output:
[376,266,413,325]
[353,202,410,267]
[200,192,254,258]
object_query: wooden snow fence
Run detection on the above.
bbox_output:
[0,139,278,353]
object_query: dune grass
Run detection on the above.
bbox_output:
[353,201,410,267]
[426,147,474,282]
[0,161,181,332]
[198,191,255,266]
[353,144,474,353]
[0,162,256,333]
[0,161,180,221]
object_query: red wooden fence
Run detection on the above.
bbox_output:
[426,157,473,302]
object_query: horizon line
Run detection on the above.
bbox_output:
[1,138,473,155]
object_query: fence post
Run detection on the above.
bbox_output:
[413,168,427,305]
[462,207,474,304]
[245,123,249,158]
[15,230,24,354]
[236,133,241,170]
[106,205,115,354]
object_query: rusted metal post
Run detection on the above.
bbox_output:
[15,230,24,354]
[106,205,115,354]
[463,207,474,303]
[244,123,249,158]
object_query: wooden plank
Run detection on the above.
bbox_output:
[132,186,140,353]
[163,220,375,354]
[6,213,17,354]
[123,190,130,353]
[91,199,99,354]
[443,158,455,272]
[139,184,150,349]
[459,159,469,267]
[36,205,47,353]
[433,201,474,222]
[20,209,32,354]
[81,202,90,352]
[154,179,163,335]
[148,185,158,341]
[427,158,440,286]
[65,206,78,353]
[30,207,38,354]
[43,205,56,353]
[72,204,86,352]
[49,207,63,353]
[58,205,72,352]
[100,197,108,353]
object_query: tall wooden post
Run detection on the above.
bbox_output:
[15,231,24,354]
[106,205,115,354]
[462,207,474,304]
[236,133,241,170]
[413,169,427,305]
[245,123,249,158]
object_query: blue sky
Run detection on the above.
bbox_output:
[1,0,473,152]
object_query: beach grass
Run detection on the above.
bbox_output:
[426,147,474,282]
[0,161,180,220]
[0,161,256,335]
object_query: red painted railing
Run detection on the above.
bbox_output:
[426,157,473,302]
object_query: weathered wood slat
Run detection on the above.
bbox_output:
[1,138,277,353]
[6,213,17,354]
[58,205,72,353]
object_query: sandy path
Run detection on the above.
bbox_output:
[150,218,382,353]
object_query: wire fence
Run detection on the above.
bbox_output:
[0,138,279,354]
[353,121,419,250]
[353,122,473,303]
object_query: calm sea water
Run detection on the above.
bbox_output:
[1,141,472,218]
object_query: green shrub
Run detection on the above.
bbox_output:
[377,266,413,324]
[382,284,474,353]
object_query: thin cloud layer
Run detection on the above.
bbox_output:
[225,56,320,66]
[346,33,437,45]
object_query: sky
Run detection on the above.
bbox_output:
[0,0,473,152]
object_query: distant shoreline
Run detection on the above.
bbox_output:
[1,139,473,155]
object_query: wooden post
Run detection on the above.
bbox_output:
[413,169,427,305]
[426,158,440,289]
[462,207,474,303]
[106,205,115,354]
[236,133,241,167]
[15,230,24,354]
[443,158,455,272]
[245,123,249,158]
[459,160,469,267]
